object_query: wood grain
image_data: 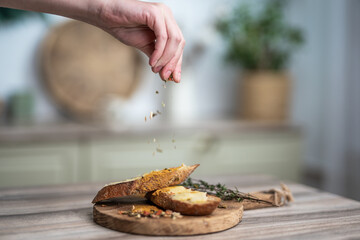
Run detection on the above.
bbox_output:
[0,175,360,239]
[93,197,243,236]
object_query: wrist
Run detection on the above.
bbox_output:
[84,0,107,27]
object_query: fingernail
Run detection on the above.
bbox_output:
[165,71,172,80]
[154,66,162,73]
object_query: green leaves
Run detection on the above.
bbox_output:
[0,7,44,23]
[216,0,304,70]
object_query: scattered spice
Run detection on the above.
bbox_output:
[155,90,159,94]
[142,211,151,217]
[120,206,183,220]
[172,212,182,218]
[155,210,163,216]
[156,147,163,153]
[145,116,147,122]
[118,210,129,215]
[156,110,162,115]
[161,101,166,108]
[128,212,138,217]
[153,138,156,142]
[150,214,160,219]
[168,74,174,81]
[218,203,227,209]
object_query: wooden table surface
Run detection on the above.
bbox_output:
[1,175,360,239]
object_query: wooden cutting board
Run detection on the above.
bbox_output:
[93,196,243,236]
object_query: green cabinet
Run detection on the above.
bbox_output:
[0,126,303,187]
[0,142,79,187]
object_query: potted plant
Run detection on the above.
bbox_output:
[216,0,304,121]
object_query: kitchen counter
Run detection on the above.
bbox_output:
[1,175,359,239]
[0,121,299,144]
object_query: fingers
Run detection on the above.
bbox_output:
[159,49,183,83]
[155,27,184,80]
[148,5,168,68]
[148,3,185,81]
[173,54,183,83]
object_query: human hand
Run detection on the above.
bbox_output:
[0,0,184,81]
[95,0,185,82]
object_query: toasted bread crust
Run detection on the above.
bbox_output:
[146,190,221,216]
[92,164,199,203]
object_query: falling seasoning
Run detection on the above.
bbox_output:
[155,90,159,94]
[156,110,162,115]
[145,116,147,122]
[156,147,163,153]
[161,101,166,108]
[168,74,174,81]
[153,138,156,143]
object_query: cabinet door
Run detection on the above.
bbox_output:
[88,137,196,182]
[88,131,302,182]
[188,131,303,181]
[0,142,79,187]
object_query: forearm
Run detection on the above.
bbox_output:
[0,0,101,25]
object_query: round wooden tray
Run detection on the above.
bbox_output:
[93,197,243,236]
[40,20,143,120]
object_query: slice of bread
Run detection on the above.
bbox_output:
[146,186,221,216]
[92,164,199,203]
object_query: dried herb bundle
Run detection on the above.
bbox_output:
[181,178,276,206]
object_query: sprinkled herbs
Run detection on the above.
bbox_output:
[181,178,276,206]
[118,208,183,220]
[145,74,177,156]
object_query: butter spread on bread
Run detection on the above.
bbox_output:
[146,186,221,216]
[157,186,208,203]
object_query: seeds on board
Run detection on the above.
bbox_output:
[118,208,183,220]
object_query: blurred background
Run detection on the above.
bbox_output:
[0,0,359,200]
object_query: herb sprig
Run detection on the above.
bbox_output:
[181,178,275,206]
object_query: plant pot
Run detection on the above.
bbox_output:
[240,71,290,122]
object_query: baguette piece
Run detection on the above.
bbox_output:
[92,164,199,203]
[146,186,221,216]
